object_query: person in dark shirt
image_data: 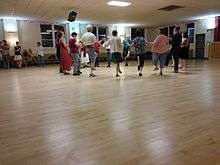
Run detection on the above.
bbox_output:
[171,26,182,73]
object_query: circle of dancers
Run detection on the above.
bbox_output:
[0,25,189,77]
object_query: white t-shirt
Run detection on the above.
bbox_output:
[37,46,44,56]
[104,36,122,53]
[81,32,96,46]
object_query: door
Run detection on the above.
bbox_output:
[195,34,205,59]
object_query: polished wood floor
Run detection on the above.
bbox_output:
[0,60,219,165]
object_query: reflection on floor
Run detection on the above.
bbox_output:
[0,60,219,165]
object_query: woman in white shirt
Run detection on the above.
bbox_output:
[104,30,123,77]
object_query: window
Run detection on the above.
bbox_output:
[92,26,97,36]
[40,24,53,47]
[40,24,66,48]
[187,23,195,43]
[98,26,107,40]
[131,28,145,40]
[54,24,65,42]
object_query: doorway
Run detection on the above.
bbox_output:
[195,34,205,59]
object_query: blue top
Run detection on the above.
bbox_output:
[133,37,145,55]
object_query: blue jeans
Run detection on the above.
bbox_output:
[152,53,158,67]
[38,55,45,67]
[156,53,166,69]
[85,47,96,64]
[107,49,112,66]
[72,53,81,73]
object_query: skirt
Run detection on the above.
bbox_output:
[14,55,22,61]
[112,52,123,63]
[180,47,189,59]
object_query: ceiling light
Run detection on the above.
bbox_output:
[107,1,131,7]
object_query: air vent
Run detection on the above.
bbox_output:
[158,5,184,11]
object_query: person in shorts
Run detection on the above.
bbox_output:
[104,30,123,77]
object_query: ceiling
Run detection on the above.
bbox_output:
[0,0,220,26]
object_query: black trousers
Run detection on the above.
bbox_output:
[171,48,181,71]
[165,52,171,66]
[138,54,145,68]
[95,57,99,67]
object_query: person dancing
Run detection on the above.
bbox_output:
[104,30,123,77]
[122,37,131,66]
[69,32,82,76]
[81,25,97,77]
[58,31,72,75]
[171,26,182,73]
[180,32,190,71]
[132,30,146,77]
[148,29,169,76]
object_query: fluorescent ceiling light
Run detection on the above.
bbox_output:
[107,1,131,7]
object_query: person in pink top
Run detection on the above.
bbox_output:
[148,29,169,75]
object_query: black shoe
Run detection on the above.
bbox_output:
[137,65,140,71]
[153,67,159,71]
[59,69,63,73]
[160,71,163,76]
[89,73,96,77]
[77,71,82,74]
[73,73,80,76]
[64,72,70,75]
[173,70,179,73]
[125,62,128,66]
[116,74,120,77]
[139,73,143,77]
[107,65,110,67]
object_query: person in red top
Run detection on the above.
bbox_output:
[69,32,81,76]
[94,41,102,67]
[58,31,72,75]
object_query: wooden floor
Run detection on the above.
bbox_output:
[0,60,219,165]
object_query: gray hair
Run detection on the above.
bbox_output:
[86,24,93,32]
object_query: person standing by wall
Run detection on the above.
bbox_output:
[180,32,190,71]
[2,40,10,69]
[58,32,72,75]
[14,41,22,69]
[148,29,169,75]
[69,32,81,76]
[133,30,146,77]
[171,26,182,73]
[81,25,97,77]
[37,42,45,67]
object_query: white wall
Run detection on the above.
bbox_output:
[3,19,19,46]
[17,20,41,53]
[195,19,215,58]
[17,20,57,54]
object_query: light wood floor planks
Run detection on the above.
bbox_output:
[0,60,219,165]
